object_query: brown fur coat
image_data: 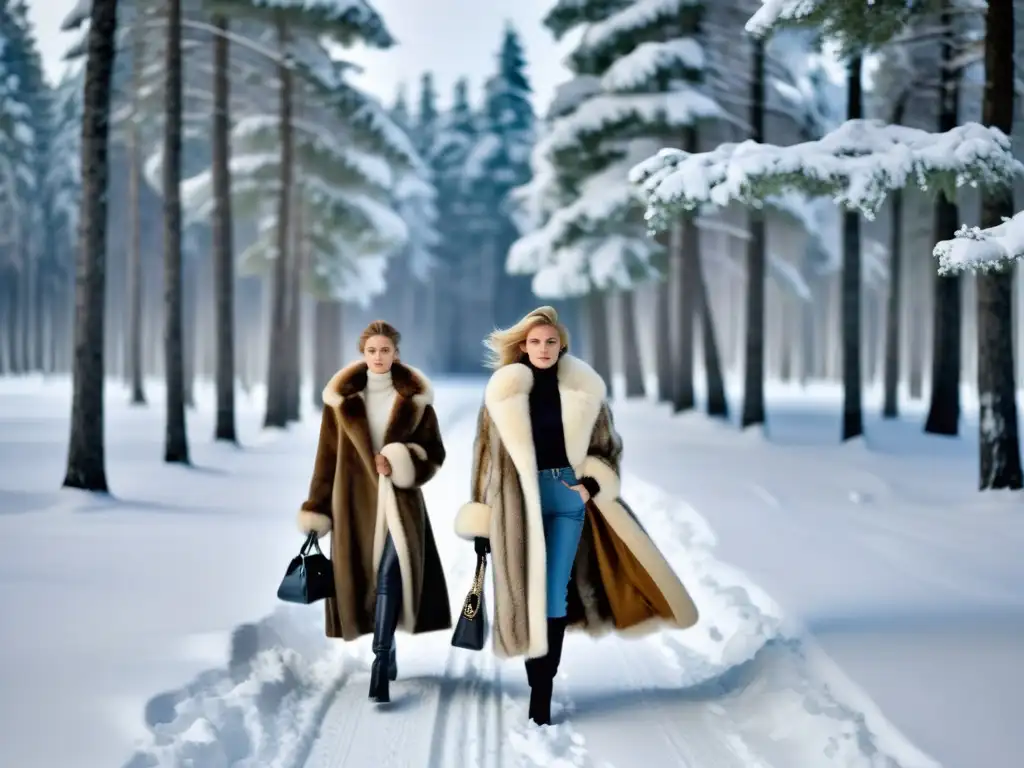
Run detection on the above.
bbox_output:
[454,355,698,659]
[297,361,451,640]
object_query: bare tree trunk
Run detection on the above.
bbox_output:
[313,298,342,408]
[64,0,118,492]
[975,0,1021,489]
[620,288,645,397]
[697,255,728,418]
[841,55,864,441]
[211,14,237,442]
[584,291,612,385]
[655,275,672,400]
[264,15,293,428]
[285,180,303,422]
[126,23,146,405]
[163,0,189,464]
[883,188,902,417]
[925,7,963,436]
[182,245,196,410]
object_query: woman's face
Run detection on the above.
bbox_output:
[520,324,561,369]
[363,335,397,374]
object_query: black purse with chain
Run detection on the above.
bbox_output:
[451,553,488,651]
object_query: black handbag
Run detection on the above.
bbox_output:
[451,554,488,651]
[277,532,335,604]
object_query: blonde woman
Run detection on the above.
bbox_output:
[455,306,698,726]
[298,321,451,704]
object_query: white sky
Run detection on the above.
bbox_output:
[29,0,571,113]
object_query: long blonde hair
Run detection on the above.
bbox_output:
[484,306,570,369]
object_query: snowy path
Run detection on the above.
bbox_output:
[0,379,952,767]
[290,395,934,768]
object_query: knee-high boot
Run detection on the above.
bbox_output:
[525,616,568,725]
[369,535,402,703]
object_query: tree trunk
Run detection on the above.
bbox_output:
[285,178,303,422]
[925,7,963,436]
[264,16,293,428]
[63,0,118,492]
[584,292,612,385]
[620,288,645,398]
[975,0,1021,489]
[182,246,196,410]
[655,275,672,400]
[696,254,728,418]
[313,298,342,408]
[841,55,864,441]
[741,36,766,426]
[162,0,189,464]
[211,15,237,442]
[126,22,145,405]
[882,188,902,417]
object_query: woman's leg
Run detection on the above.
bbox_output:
[540,472,587,618]
[369,533,403,702]
[527,470,586,724]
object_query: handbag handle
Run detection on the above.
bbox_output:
[462,554,487,619]
[301,531,324,557]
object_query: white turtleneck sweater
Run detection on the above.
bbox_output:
[363,369,397,453]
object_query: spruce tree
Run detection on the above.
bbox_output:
[469,23,537,327]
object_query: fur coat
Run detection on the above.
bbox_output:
[454,355,698,659]
[297,361,452,640]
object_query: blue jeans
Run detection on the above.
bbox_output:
[538,467,587,618]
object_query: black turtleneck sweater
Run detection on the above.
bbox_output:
[527,360,601,497]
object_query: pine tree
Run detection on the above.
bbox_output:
[466,23,537,329]
[633,0,1019,457]
[0,0,50,375]
[428,76,480,371]
[510,0,723,391]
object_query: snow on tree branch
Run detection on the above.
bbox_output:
[746,0,829,37]
[537,90,724,158]
[601,39,705,92]
[630,119,1022,231]
[934,211,1024,275]
[745,0,923,54]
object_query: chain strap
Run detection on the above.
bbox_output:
[462,556,486,619]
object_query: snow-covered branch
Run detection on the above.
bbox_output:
[934,211,1024,275]
[630,119,1022,230]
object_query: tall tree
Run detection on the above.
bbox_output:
[62,0,119,492]
[211,14,237,443]
[972,0,1020,488]
[207,0,395,427]
[923,0,966,436]
[510,0,722,394]
[429,76,479,371]
[466,23,537,330]
[163,0,189,464]
[741,35,767,429]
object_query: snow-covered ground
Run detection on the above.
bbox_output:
[0,375,1018,767]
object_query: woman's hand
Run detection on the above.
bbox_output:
[375,453,392,476]
[562,481,590,504]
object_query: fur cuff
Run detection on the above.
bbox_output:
[455,501,491,540]
[577,455,620,503]
[380,442,418,488]
[297,509,332,537]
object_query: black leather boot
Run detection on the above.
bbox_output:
[368,535,402,703]
[525,617,568,726]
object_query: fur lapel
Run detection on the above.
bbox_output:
[322,360,434,473]
[483,354,607,475]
